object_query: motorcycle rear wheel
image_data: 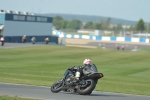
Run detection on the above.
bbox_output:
[51,79,64,93]
[77,79,96,95]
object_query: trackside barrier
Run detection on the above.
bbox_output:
[53,31,150,43]
[4,35,59,44]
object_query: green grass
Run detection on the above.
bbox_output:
[0,95,40,100]
[0,45,150,96]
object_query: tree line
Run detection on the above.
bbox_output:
[53,16,150,33]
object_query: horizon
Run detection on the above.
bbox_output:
[42,12,139,22]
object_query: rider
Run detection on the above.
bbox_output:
[22,35,26,43]
[45,37,49,44]
[31,37,36,44]
[68,58,92,82]
[0,36,5,46]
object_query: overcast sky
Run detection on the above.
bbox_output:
[0,0,150,22]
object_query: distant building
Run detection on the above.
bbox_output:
[0,10,59,43]
[0,10,53,37]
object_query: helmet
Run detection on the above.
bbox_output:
[83,58,92,65]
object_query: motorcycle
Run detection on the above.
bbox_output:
[45,41,48,44]
[22,39,26,43]
[1,41,4,46]
[31,37,36,44]
[32,41,35,44]
[51,64,104,95]
[45,38,49,45]
[31,40,36,44]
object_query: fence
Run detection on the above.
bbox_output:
[53,30,150,43]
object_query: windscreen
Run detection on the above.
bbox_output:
[83,64,98,75]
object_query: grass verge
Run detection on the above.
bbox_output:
[0,45,150,96]
[0,95,40,100]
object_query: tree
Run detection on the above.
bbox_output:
[128,25,135,31]
[93,22,102,30]
[116,24,122,31]
[148,24,150,33]
[84,21,93,29]
[136,19,145,32]
[66,20,82,30]
[53,16,64,30]
[54,16,63,20]
[60,20,67,29]
[105,17,111,30]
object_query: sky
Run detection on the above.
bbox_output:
[0,0,150,22]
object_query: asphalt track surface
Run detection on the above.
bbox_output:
[0,42,150,100]
[0,41,150,51]
[0,83,150,100]
[67,41,150,50]
[0,43,44,48]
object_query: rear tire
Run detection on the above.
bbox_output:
[77,79,96,95]
[51,79,64,93]
[86,91,92,95]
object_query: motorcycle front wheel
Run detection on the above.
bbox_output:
[51,78,64,93]
[77,79,96,95]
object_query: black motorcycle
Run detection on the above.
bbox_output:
[51,64,104,95]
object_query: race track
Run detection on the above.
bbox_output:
[66,38,150,50]
[0,40,150,51]
[0,83,150,100]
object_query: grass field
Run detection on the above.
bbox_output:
[0,45,150,96]
[0,95,40,100]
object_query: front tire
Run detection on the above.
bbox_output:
[77,79,96,95]
[51,79,64,93]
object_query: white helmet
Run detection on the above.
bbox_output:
[83,58,92,65]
